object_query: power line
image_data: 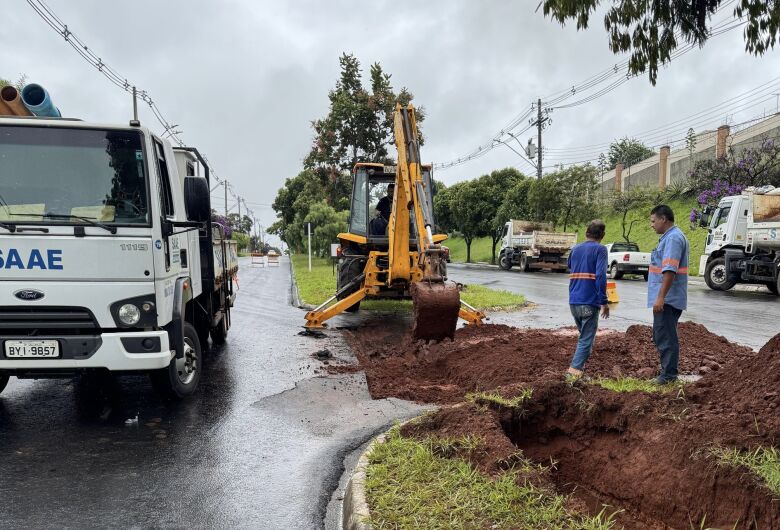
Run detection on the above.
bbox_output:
[26,0,262,217]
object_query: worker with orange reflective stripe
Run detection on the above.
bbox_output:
[648,204,689,385]
[566,220,609,380]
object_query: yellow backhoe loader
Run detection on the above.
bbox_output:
[304,104,485,341]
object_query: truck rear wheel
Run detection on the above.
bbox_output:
[210,310,229,346]
[767,281,779,295]
[704,257,736,291]
[498,252,512,270]
[0,372,9,395]
[520,255,531,272]
[151,322,202,400]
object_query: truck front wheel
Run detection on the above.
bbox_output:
[151,322,202,400]
[704,257,736,291]
[498,252,512,270]
[767,281,779,295]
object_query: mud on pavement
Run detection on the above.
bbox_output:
[338,321,780,529]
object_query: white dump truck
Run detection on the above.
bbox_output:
[700,188,780,294]
[498,220,576,272]
[0,115,237,398]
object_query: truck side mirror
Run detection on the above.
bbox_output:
[699,206,711,228]
[184,176,210,223]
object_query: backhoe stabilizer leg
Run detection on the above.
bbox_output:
[458,306,486,326]
[304,289,369,329]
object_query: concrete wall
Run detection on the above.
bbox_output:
[596,113,780,193]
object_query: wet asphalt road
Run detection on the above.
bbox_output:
[447,262,779,349]
[0,257,427,530]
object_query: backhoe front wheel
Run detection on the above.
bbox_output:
[151,323,202,400]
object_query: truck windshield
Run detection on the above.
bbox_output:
[710,204,732,230]
[0,126,149,225]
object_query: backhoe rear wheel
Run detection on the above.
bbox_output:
[337,257,365,312]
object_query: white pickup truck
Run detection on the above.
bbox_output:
[605,242,650,280]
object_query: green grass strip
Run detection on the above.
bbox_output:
[466,389,533,408]
[290,255,525,310]
[365,428,617,530]
[709,446,780,495]
[593,377,685,394]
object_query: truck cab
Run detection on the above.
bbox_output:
[0,116,234,398]
[701,192,780,294]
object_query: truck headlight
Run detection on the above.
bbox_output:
[118,304,141,326]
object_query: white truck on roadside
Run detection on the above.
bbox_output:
[498,220,576,272]
[605,242,650,280]
[0,115,237,398]
[700,188,780,294]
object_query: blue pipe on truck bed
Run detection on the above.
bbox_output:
[21,84,61,117]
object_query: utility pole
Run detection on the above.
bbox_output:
[223,182,228,218]
[536,98,543,179]
[237,197,241,231]
[307,222,312,272]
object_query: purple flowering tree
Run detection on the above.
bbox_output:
[689,137,780,192]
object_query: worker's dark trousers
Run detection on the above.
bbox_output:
[653,304,683,382]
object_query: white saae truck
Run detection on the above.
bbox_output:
[0,115,237,398]
[700,189,780,294]
[498,220,576,272]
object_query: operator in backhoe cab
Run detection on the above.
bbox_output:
[370,183,394,235]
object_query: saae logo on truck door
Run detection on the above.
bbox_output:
[0,249,63,270]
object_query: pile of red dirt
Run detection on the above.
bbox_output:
[340,322,780,529]
[340,321,754,404]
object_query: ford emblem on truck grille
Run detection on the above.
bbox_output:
[14,289,45,301]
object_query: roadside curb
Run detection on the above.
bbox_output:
[342,432,387,530]
[288,258,315,310]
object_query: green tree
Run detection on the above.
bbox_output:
[527,175,564,225]
[551,165,599,231]
[227,213,253,234]
[303,53,424,204]
[477,168,525,263]
[607,137,655,170]
[542,1,780,84]
[0,75,27,90]
[496,178,533,225]
[270,170,327,252]
[232,232,250,253]
[434,181,483,263]
[303,201,349,257]
[610,186,656,243]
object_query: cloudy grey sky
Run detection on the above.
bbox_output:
[3,0,780,245]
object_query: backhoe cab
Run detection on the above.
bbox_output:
[303,104,485,340]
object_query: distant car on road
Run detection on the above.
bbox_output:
[605,242,650,281]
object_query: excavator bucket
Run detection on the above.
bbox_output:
[410,281,461,341]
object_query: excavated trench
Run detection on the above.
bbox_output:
[498,384,779,529]
[337,321,780,529]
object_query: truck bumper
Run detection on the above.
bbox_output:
[616,264,649,274]
[0,330,172,372]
